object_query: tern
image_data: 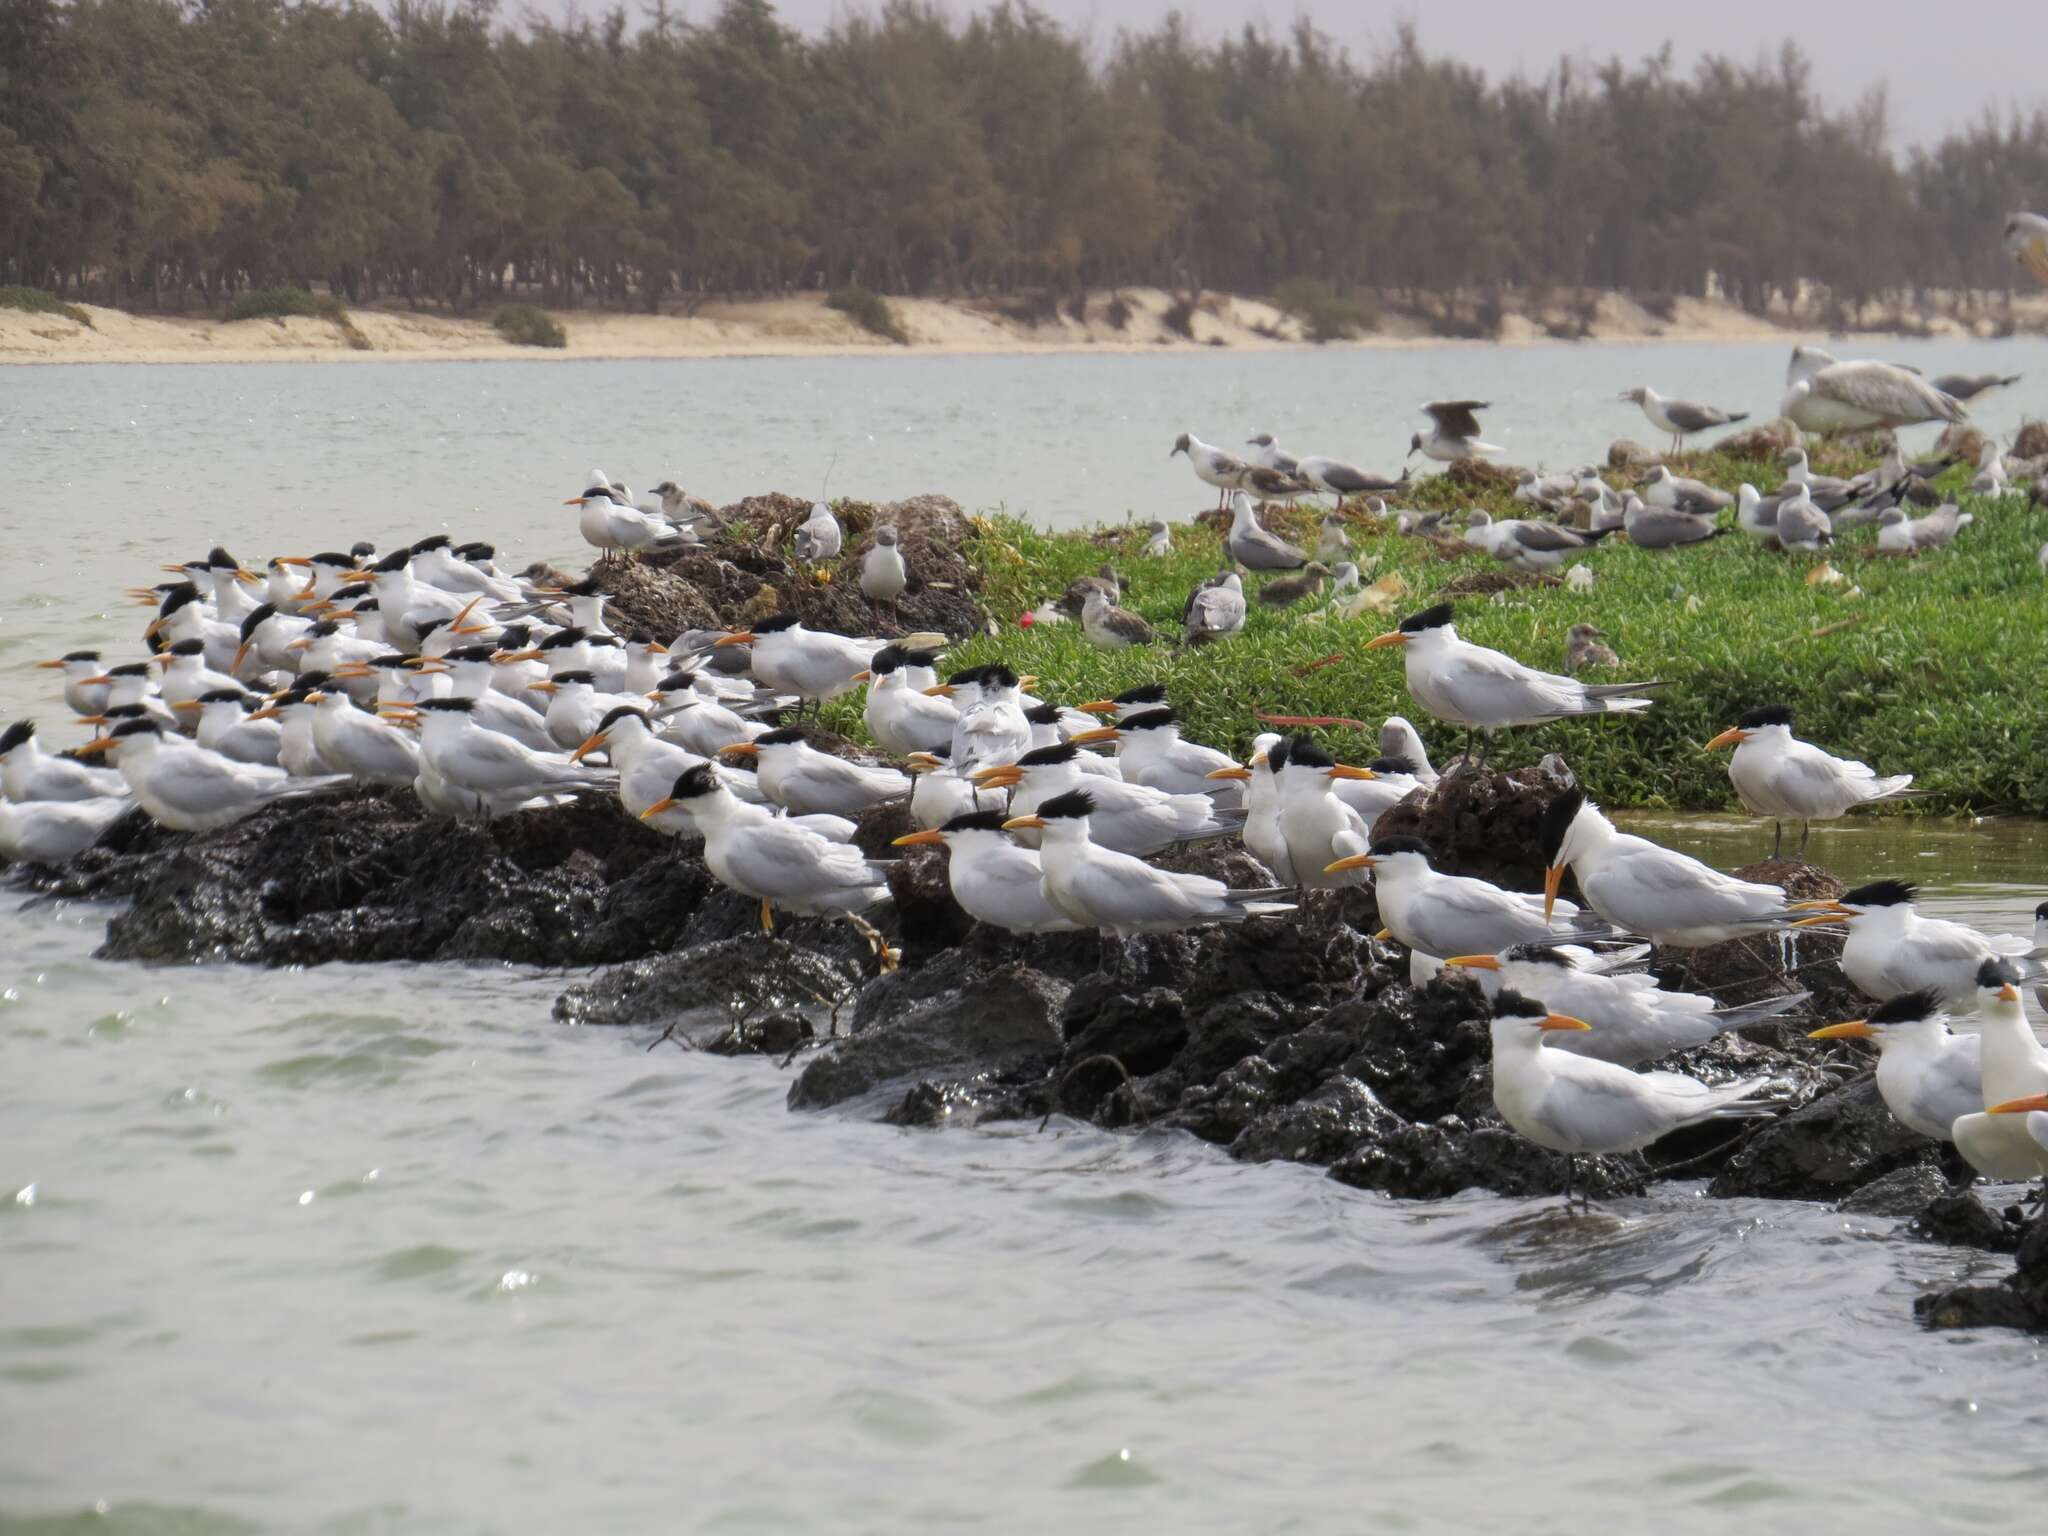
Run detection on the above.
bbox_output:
[1950,961,2048,1181]
[565,706,717,824]
[249,686,343,777]
[1296,456,1407,505]
[724,728,910,817]
[1327,835,1603,957]
[36,652,111,718]
[416,646,557,751]
[1706,704,1917,855]
[1451,945,1807,1068]
[905,746,999,829]
[1020,705,1120,779]
[1409,401,1500,462]
[646,670,767,758]
[1487,990,1777,1203]
[938,664,1032,776]
[1807,990,1982,1143]
[792,502,843,564]
[565,481,687,562]
[534,670,645,752]
[1379,717,1438,787]
[1780,345,1966,434]
[0,794,130,865]
[1079,586,1157,649]
[860,526,908,608]
[1002,789,1293,974]
[1079,684,1168,723]
[1182,570,1247,645]
[1799,881,2036,1010]
[859,646,958,756]
[0,721,129,803]
[1169,432,1249,509]
[717,615,885,706]
[1539,789,1803,948]
[977,742,1239,857]
[1364,603,1662,767]
[193,691,283,767]
[1071,707,1241,805]
[2006,211,2048,285]
[891,812,1085,934]
[641,764,894,952]
[308,688,421,787]
[1224,489,1309,570]
[412,697,611,807]
[82,717,347,831]
[1204,733,1292,883]
[1462,511,1608,570]
[1266,736,1375,891]
[1876,503,1972,554]
[233,602,314,677]
[1619,386,1749,455]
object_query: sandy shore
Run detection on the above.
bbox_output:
[0,285,2027,365]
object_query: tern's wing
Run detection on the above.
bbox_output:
[1582,840,1780,934]
[731,823,889,908]
[1534,1062,1675,1152]
[1428,644,1582,723]
[1407,875,1556,954]
[1906,1038,1984,1136]
[1068,850,1219,926]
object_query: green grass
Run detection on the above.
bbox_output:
[0,284,93,326]
[825,284,909,345]
[492,303,567,349]
[822,446,2048,816]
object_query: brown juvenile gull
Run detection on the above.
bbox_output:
[1080,586,1157,649]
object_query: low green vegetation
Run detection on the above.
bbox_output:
[224,286,371,348]
[891,446,2048,817]
[492,303,567,348]
[0,284,93,326]
[825,284,909,345]
[1272,277,1370,342]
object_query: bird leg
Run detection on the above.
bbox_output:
[1771,820,1783,859]
[759,896,776,935]
[843,912,900,972]
[1797,821,1811,859]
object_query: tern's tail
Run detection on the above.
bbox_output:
[1707,990,1812,1029]
[1870,775,1919,802]
[1224,887,1297,920]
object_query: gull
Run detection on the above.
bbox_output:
[1639,464,1733,514]
[1487,990,1778,1202]
[1970,440,2007,496]
[1364,603,1662,767]
[1266,736,1375,890]
[1182,570,1247,645]
[309,688,421,787]
[36,652,111,718]
[1624,498,1728,554]
[1780,345,1967,434]
[2006,211,2048,285]
[860,525,908,609]
[1951,960,2048,1181]
[1225,489,1310,570]
[412,697,611,807]
[1798,881,2036,1010]
[193,691,283,767]
[1326,835,1602,957]
[1169,432,1250,509]
[1775,483,1834,555]
[1619,386,1749,455]
[1734,484,1790,546]
[1234,463,1312,501]
[82,718,347,831]
[1245,434,1301,475]
[640,765,894,955]
[793,502,844,564]
[716,615,884,706]
[1297,456,1408,504]
[890,811,1083,933]
[1807,989,1982,1143]
[1316,514,1354,563]
[724,728,910,817]
[1463,510,1608,570]
[1409,401,1500,462]
[0,721,128,803]
[1930,371,2021,404]
[1778,447,1858,510]
[1080,586,1157,649]
[975,742,1240,857]
[1706,705,1920,857]
[1071,706,1242,805]
[0,795,129,865]
[648,478,721,530]
[1878,503,1973,554]
[858,646,956,757]
[1514,470,1576,511]
[1451,944,1807,1067]
[1142,520,1173,557]
[1563,625,1619,674]
[1380,717,1438,787]
[646,670,767,758]
[1256,563,1333,608]
[1204,732,1292,882]
[1539,789,1803,948]
[1002,789,1294,974]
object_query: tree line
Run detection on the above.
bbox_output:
[4,0,2045,318]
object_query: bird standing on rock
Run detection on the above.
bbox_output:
[860,525,908,609]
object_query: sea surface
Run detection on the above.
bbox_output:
[3,345,2047,1531]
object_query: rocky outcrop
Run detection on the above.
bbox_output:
[1707,1076,1936,1201]
[1917,1213,2048,1332]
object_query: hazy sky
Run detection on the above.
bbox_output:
[676,0,2042,150]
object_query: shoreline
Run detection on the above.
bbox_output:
[5,285,2037,367]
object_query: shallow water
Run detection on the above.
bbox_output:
[5,345,2048,1529]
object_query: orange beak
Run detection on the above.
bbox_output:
[1364,631,1407,650]
[1988,1093,2048,1114]
[639,797,676,819]
[921,683,957,698]
[172,699,202,713]
[720,742,759,759]
[246,705,281,721]
[713,632,756,648]
[1705,727,1748,751]
[81,673,114,687]
[1067,725,1118,745]
[891,829,945,846]
[1445,955,1501,970]
[1077,699,1118,715]
[1323,853,1374,874]
[971,765,1022,789]
[1791,913,1848,929]
[529,680,558,695]
[1998,984,2022,1003]
[1540,1014,1592,1032]
[1001,815,1047,831]
[72,737,114,757]
[564,496,588,506]
[1206,765,1251,781]
[571,732,607,762]
[35,659,67,670]
[1807,1020,1875,1040]
[1329,764,1377,781]
[274,556,311,568]
[847,669,870,684]
[231,641,254,673]
[1542,864,1564,921]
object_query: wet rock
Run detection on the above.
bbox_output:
[882,1079,982,1127]
[1176,993,1293,1084]
[703,1011,815,1057]
[1917,1209,2048,1331]
[1061,982,1187,1074]
[1335,972,1492,1123]
[789,962,1065,1111]
[1330,1119,1645,1201]
[1838,1164,1950,1218]
[1909,1190,2026,1253]
[1707,1076,1936,1201]
[883,846,973,962]
[1168,1054,1284,1146]
[1231,1076,1405,1167]
[1370,766,1565,892]
[553,937,860,1032]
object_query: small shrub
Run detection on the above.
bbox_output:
[1638,291,1678,322]
[492,303,567,348]
[1104,293,1132,331]
[995,289,1061,327]
[1063,291,1089,324]
[225,286,330,322]
[1163,291,1199,339]
[0,285,92,327]
[1272,277,1370,343]
[825,283,909,345]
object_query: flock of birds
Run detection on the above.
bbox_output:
[7,312,2048,1202]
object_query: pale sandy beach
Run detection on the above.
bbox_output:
[6,284,2025,367]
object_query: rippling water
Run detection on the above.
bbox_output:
[5,347,2048,1529]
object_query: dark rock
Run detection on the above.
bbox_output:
[1062,982,1187,1073]
[1231,1076,1405,1167]
[1330,1119,1645,1201]
[1909,1191,2025,1253]
[1334,972,1492,1123]
[1167,1055,1283,1146]
[884,846,973,962]
[1177,993,1293,1084]
[789,962,1066,1111]
[882,1080,981,1127]
[1918,1208,2048,1331]
[553,938,861,1031]
[703,1011,815,1057]
[1838,1164,1951,1218]
[1370,766,1569,893]
[1707,1076,1936,1201]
